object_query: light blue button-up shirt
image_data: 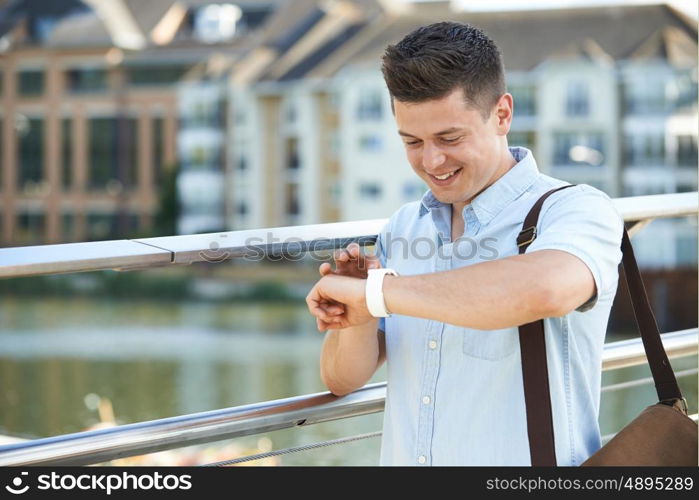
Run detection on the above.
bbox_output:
[374,147,624,466]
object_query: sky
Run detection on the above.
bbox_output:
[450,0,699,19]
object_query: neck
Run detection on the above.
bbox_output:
[453,147,517,217]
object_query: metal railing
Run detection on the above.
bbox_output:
[1,192,696,278]
[0,329,696,466]
[0,191,697,465]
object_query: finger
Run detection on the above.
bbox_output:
[319,262,332,276]
[338,249,350,262]
[367,257,381,269]
[306,288,330,320]
[347,243,360,258]
[325,304,345,315]
[315,302,341,323]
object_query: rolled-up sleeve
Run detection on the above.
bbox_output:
[525,185,624,312]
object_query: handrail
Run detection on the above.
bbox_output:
[0,328,695,466]
[0,192,696,278]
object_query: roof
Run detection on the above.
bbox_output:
[334,3,698,72]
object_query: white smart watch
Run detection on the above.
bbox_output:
[366,268,399,318]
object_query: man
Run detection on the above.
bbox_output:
[306,22,623,466]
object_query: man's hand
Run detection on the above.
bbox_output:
[306,274,373,331]
[319,242,381,279]
[311,242,381,331]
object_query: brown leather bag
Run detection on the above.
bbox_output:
[517,185,698,466]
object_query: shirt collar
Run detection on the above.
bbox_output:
[418,147,540,225]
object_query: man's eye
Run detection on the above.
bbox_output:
[441,137,461,143]
[404,141,421,146]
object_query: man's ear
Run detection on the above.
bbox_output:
[493,93,513,135]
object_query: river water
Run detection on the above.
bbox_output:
[0,296,695,465]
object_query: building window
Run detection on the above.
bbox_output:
[510,86,536,116]
[565,81,589,117]
[236,201,248,216]
[624,79,667,115]
[66,68,107,93]
[62,118,73,190]
[194,3,242,43]
[0,118,3,190]
[16,212,45,245]
[676,135,697,167]
[675,69,698,109]
[676,233,698,266]
[286,137,300,169]
[88,117,137,190]
[18,70,44,97]
[127,65,190,86]
[285,183,300,215]
[359,182,382,200]
[285,103,296,123]
[357,89,382,120]
[553,132,604,166]
[623,134,665,167]
[153,117,164,186]
[359,134,382,153]
[61,213,75,242]
[87,213,118,241]
[17,116,44,189]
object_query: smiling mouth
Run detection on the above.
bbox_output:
[429,167,462,182]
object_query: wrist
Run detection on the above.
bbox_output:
[382,274,398,316]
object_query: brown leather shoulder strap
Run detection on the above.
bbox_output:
[518,184,576,466]
[518,184,685,467]
[620,229,683,404]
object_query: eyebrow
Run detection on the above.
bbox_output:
[398,127,465,138]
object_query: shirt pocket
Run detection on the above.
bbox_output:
[462,327,519,360]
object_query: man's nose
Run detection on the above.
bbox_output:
[422,143,446,170]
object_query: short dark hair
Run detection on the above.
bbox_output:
[381,21,506,119]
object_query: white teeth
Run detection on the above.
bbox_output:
[434,171,456,180]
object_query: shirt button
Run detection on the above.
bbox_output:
[422,396,431,405]
[418,455,426,464]
[428,340,437,349]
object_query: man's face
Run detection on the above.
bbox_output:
[393,88,513,209]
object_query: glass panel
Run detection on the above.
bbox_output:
[17,117,44,189]
[127,65,190,86]
[510,86,536,116]
[285,184,300,215]
[553,131,604,166]
[88,117,137,190]
[16,212,45,245]
[62,118,72,190]
[566,81,589,117]
[286,138,300,169]
[357,89,383,120]
[677,135,697,167]
[359,182,382,200]
[87,213,117,241]
[153,117,164,186]
[18,70,44,97]
[65,68,107,93]
[61,213,75,242]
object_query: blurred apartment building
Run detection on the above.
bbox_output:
[203,1,696,268]
[0,0,279,245]
[1,0,696,270]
